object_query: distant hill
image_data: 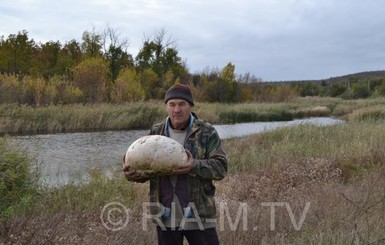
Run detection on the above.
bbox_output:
[323,70,385,82]
[271,70,385,83]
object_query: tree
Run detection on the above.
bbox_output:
[72,57,109,103]
[30,41,61,78]
[267,84,298,102]
[219,62,237,102]
[328,82,346,97]
[237,72,264,102]
[81,29,103,58]
[0,74,20,103]
[135,29,187,99]
[62,40,83,63]
[55,39,83,76]
[111,67,144,102]
[376,79,385,96]
[0,30,36,75]
[105,45,133,82]
[203,63,237,103]
[352,83,370,99]
[300,82,322,97]
[101,25,134,82]
[139,68,160,99]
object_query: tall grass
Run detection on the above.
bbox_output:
[0,137,39,219]
[225,120,385,174]
[30,169,146,214]
[3,97,385,135]
[1,101,385,244]
[194,101,334,124]
[218,118,385,244]
[0,102,166,135]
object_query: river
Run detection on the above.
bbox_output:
[9,117,344,187]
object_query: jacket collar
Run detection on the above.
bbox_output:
[164,113,195,136]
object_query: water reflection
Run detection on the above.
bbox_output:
[10,117,344,187]
[215,117,344,139]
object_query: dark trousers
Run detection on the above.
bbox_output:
[156,226,220,245]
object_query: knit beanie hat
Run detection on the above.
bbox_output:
[164,84,194,106]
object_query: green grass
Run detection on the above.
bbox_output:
[30,169,142,214]
[0,137,39,219]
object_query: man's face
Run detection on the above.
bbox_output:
[166,99,192,130]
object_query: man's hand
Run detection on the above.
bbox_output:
[173,150,194,175]
[122,155,149,183]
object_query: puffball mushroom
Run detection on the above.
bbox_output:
[124,135,188,176]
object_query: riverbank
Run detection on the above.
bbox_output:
[1,98,385,244]
[7,117,343,188]
[0,97,385,135]
[3,96,385,136]
[2,114,385,244]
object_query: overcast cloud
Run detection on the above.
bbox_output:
[1,0,385,81]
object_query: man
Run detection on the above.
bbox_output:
[123,84,228,245]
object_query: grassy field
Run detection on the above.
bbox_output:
[5,96,385,135]
[1,97,385,244]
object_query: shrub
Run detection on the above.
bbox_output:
[0,137,38,219]
[348,105,385,122]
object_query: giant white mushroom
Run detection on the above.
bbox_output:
[124,135,188,177]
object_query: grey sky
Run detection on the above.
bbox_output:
[1,0,385,81]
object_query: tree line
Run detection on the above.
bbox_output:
[1,27,385,105]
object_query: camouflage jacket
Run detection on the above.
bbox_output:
[148,114,228,220]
